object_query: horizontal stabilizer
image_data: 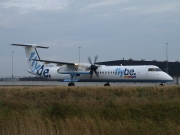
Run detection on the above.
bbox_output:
[11,44,49,49]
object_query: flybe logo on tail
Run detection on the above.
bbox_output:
[29,52,51,78]
[29,52,41,72]
[115,68,136,79]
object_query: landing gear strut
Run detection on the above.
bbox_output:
[68,74,77,86]
[104,82,110,86]
[68,82,75,86]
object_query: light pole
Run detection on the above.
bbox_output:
[79,47,81,63]
[166,43,168,74]
[12,51,14,79]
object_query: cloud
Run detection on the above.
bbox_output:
[0,14,13,28]
[0,0,69,12]
[139,2,180,15]
[0,0,72,28]
[86,0,127,8]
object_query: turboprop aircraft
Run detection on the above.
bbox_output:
[12,44,173,86]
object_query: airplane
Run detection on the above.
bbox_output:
[11,44,173,86]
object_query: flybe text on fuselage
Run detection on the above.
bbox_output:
[115,68,136,79]
[37,65,51,78]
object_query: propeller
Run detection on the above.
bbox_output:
[87,55,99,78]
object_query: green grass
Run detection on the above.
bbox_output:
[0,86,180,135]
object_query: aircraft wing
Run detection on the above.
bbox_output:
[33,59,77,66]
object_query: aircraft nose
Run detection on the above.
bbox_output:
[169,76,173,81]
[160,72,173,82]
[166,73,173,82]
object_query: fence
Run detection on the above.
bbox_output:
[0,76,50,82]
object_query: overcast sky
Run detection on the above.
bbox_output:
[0,0,180,76]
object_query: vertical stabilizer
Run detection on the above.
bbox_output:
[11,44,49,73]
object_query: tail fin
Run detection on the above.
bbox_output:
[11,44,49,73]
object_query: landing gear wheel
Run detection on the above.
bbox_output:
[68,82,75,86]
[159,82,165,86]
[104,82,110,86]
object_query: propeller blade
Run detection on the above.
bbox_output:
[90,70,93,78]
[94,55,98,64]
[94,70,99,77]
[88,57,93,65]
[88,55,99,79]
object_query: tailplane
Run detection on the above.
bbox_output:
[11,44,49,73]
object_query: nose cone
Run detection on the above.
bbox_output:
[167,75,173,82]
[164,72,173,82]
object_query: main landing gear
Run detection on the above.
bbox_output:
[68,82,75,86]
[104,82,110,86]
[68,74,77,86]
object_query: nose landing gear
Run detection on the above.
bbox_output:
[104,82,110,86]
[159,82,165,86]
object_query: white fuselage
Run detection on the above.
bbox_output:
[32,64,173,83]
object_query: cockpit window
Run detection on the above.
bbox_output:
[148,68,156,71]
[155,68,162,71]
[148,68,162,72]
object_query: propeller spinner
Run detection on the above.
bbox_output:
[88,55,99,78]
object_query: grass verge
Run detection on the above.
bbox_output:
[0,86,180,135]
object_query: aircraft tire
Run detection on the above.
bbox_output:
[159,82,165,86]
[68,82,75,86]
[104,82,110,86]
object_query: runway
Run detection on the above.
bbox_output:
[0,81,176,86]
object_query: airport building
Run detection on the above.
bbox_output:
[97,59,180,85]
